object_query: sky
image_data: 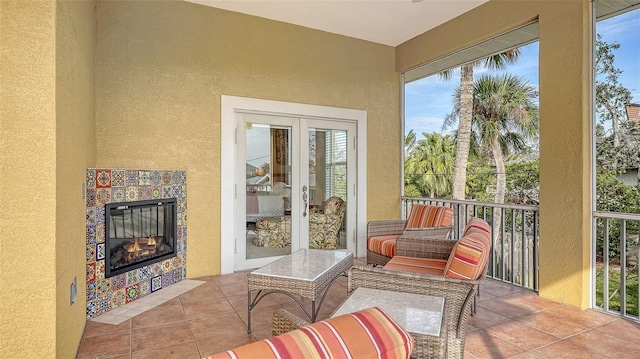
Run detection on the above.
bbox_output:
[404,8,640,138]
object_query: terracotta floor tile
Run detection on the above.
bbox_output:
[181,298,235,319]
[565,327,640,358]
[541,305,618,328]
[131,321,193,352]
[478,297,541,319]
[593,317,640,342]
[515,311,589,338]
[83,319,131,338]
[216,282,249,297]
[464,329,526,358]
[131,341,200,359]
[485,320,560,350]
[131,303,186,329]
[178,282,225,304]
[533,339,613,359]
[76,330,130,359]
[468,306,511,329]
[188,312,247,341]
[76,272,640,359]
[196,332,256,358]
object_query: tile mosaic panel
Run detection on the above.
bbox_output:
[86,168,187,319]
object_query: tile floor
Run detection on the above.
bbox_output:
[77,258,640,359]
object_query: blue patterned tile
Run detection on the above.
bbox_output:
[172,171,183,185]
[125,186,139,202]
[139,186,151,200]
[86,244,96,264]
[162,271,175,287]
[86,188,96,207]
[86,169,96,189]
[111,274,125,290]
[151,276,162,292]
[86,300,96,319]
[95,206,105,224]
[86,208,96,226]
[86,225,96,245]
[125,170,139,186]
[139,280,151,297]
[139,170,151,186]
[96,243,105,261]
[112,187,125,203]
[150,171,162,186]
[161,171,172,185]
[111,170,125,187]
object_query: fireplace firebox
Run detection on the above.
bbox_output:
[105,198,177,278]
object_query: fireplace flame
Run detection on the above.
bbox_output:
[148,236,156,246]
[132,237,141,258]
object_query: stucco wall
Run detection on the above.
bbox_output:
[95,0,400,278]
[396,0,592,308]
[0,1,58,357]
[55,2,96,356]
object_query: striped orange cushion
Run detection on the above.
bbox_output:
[405,205,454,228]
[205,307,414,359]
[367,235,398,257]
[462,217,491,236]
[443,230,491,280]
[384,256,447,275]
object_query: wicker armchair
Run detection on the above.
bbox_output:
[353,217,492,359]
[367,204,454,266]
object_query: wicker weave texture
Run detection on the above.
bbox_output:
[395,236,457,260]
[367,220,406,237]
[367,250,392,266]
[272,309,310,336]
[348,265,478,359]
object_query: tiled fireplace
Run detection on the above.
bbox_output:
[85,169,187,319]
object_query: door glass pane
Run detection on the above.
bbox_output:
[245,123,292,259]
[308,128,347,250]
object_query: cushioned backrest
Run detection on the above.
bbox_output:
[205,307,414,359]
[444,217,491,280]
[462,216,492,237]
[324,196,345,216]
[405,204,454,228]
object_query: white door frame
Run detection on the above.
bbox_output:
[220,95,367,274]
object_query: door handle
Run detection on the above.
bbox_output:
[302,185,308,217]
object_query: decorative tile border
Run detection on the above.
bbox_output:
[85,168,187,319]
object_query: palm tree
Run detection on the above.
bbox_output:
[441,50,522,200]
[446,74,538,205]
[404,132,456,197]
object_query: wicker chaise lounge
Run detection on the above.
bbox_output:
[353,217,492,359]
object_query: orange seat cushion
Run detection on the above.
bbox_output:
[383,256,448,275]
[205,307,414,359]
[367,235,398,258]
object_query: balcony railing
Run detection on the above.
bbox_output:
[401,197,540,292]
[593,211,640,320]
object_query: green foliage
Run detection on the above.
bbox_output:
[404,132,455,197]
[506,160,539,204]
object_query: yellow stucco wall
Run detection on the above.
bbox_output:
[55,0,96,357]
[94,0,400,278]
[396,0,592,308]
[0,1,57,357]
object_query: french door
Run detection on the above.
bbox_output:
[234,112,357,270]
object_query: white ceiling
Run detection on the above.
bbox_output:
[186,0,488,46]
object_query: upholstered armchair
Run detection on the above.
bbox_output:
[309,196,346,249]
[367,204,454,266]
[350,217,492,359]
[255,215,291,248]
